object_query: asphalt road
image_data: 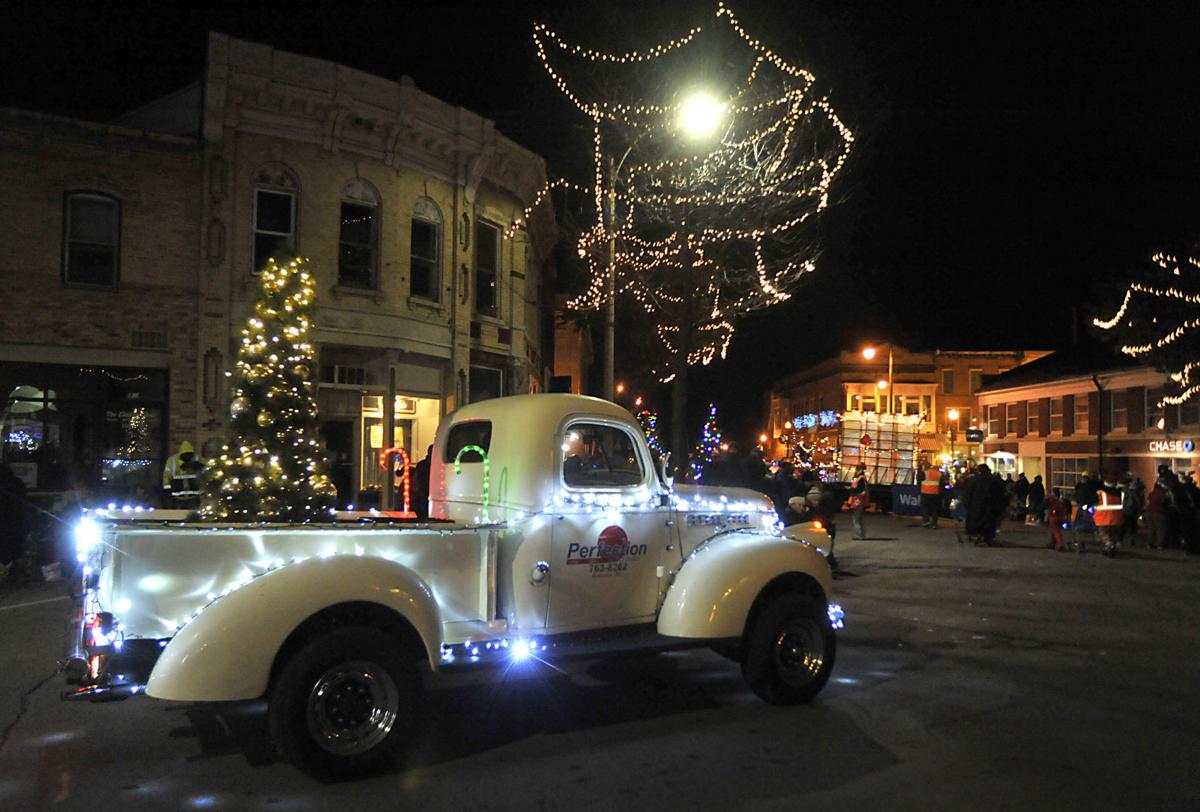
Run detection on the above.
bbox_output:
[1,515,1197,810]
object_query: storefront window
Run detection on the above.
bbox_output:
[1050,456,1088,498]
[1,363,166,500]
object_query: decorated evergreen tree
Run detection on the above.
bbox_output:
[201,256,336,521]
[691,403,723,480]
[637,408,664,459]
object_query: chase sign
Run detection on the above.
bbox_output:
[1148,439,1195,454]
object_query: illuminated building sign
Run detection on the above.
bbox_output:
[1148,439,1195,454]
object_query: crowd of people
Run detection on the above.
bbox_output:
[937,463,1200,558]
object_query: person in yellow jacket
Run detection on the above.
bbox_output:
[161,440,202,507]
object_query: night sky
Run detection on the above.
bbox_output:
[4,0,1200,439]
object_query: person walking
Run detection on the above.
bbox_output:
[1027,475,1046,525]
[1094,472,1125,558]
[815,482,841,570]
[1120,473,1143,547]
[919,463,944,528]
[1145,481,1168,550]
[1014,473,1030,522]
[964,463,1004,546]
[850,463,869,540]
[1045,489,1069,551]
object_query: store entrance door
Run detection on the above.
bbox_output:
[320,420,354,509]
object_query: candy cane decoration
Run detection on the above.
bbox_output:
[378,446,412,514]
[453,444,491,523]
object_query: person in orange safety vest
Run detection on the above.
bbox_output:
[919,464,946,529]
[1093,473,1125,558]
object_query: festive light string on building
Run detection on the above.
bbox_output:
[520,4,853,380]
[1095,250,1200,406]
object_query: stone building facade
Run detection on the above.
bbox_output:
[0,33,555,507]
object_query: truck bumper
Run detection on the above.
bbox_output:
[59,579,162,702]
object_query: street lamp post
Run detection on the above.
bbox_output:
[862,345,894,413]
[947,408,959,458]
[601,93,726,401]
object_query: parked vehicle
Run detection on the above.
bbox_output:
[63,394,841,777]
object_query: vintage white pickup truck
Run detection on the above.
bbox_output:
[64,393,841,777]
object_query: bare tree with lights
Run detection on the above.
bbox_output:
[1095,250,1200,406]
[529,3,854,466]
[201,255,337,521]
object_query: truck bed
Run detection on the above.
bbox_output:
[95,520,500,640]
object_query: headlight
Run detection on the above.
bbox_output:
[74,518,102,560]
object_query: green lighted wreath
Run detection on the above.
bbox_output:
[453,444,491,523]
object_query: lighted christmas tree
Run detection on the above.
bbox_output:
[201,256,336,521]
[691,403,723,480]
[637,408,664,458]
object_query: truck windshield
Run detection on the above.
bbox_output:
[562,423,643,487]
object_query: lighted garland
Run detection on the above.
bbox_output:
[691,403,723,480]
[523,2,853,379]
[453,445,491,523]
[637,408,665,457]
[1095,251,1200,405]
[201,256,337,521]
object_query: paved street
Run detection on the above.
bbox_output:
[1,515,1197,810]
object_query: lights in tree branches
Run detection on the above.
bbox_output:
[527,3,852,380]
[1095,251,1200,406]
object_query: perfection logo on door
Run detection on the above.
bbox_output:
[567,526,648,576]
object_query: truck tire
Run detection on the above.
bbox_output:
[268,626,421,779]
[741,592,835,705]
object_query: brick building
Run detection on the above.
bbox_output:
[976,342,1196,493]
[0,33,555,507]
[766,344,1048,474]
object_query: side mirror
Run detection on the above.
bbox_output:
[658,451,674,493]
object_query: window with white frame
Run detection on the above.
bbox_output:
[1050,457,1088,498]
[969,368,983,394]
[1027,400,1039,435]
[475,220,500,316]
[988,404,1002,435]
[252,166,297,274]
[410,198,441,301]
[957,407,971,432]
[64,192,120,286]
[1006,403,1019,434]
[1050,397,1064,433]
[1146,387,1164,430]
[338,180,379,289]
[1074,395,1089,433]
[1110,389,1128,431]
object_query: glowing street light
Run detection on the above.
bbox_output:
[861,347,877,361]
[948,408,960,421]
[678,91,727,139]
[861,344,893,413]
[616,382,625,395]
[876,380,888,390]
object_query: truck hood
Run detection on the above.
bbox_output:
[671,484,774,513]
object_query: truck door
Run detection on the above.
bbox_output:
[547,420,668,632]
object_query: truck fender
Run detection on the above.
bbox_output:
[657,532,832,639]
[146,555,441,702]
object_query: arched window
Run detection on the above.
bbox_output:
[338,179,380,289]
[410,198,442,302]
[63,192,120,287]
[252,164,298,274]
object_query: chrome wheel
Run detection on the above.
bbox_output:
[306,661,399,756]
[772,618,824,688]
